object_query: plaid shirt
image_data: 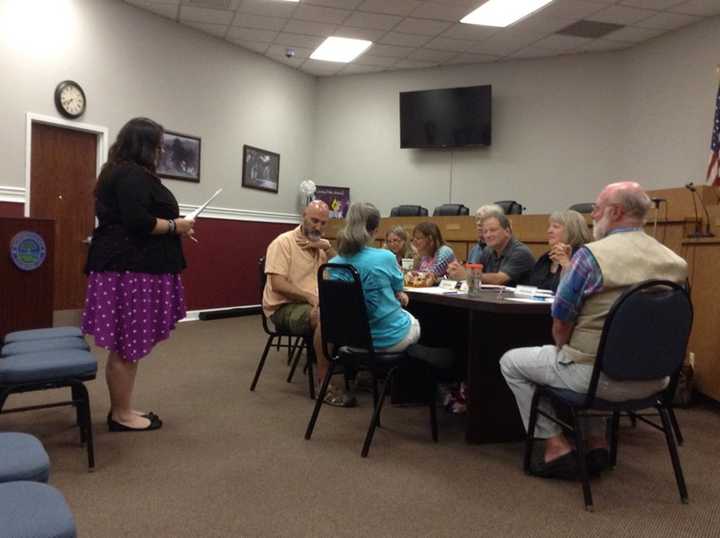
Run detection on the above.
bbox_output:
[551,227,642,322]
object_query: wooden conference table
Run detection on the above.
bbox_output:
[405,287,552,444]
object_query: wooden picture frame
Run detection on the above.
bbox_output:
[242,145,280,193]
[157,131,201,182]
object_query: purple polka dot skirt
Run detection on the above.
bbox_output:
[81,271,187,362]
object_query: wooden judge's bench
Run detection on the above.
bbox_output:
[324,186,720,403]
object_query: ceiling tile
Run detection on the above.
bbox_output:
[409,2,474,22]
[618,0,687,9]
[393,18,452,36]
[357,0,422,17]
[226,26,277,42]
[274,32,327,49]
[669,0,720,16]
[232,13,287,30]
[604,25,666,41]
[511,13,581,35]
[184,0,239,8]
[334,26,385,41]
[424,36,475,52]
[292,4,352,24]
[356,54,399,66]
[237,0,298,18]
[379,32,432,47]
[340,64,387,74]
[267,43,313,59]
[283,19,338,36]
[446,52,499,65]
[367,43,415,57]
[510,48,561,59]
[343,11,403,30]
[635,11,702,29]
[532,34,593,51]
[535,0,607,19]
[468,30,545,55]
[394,59,438,69]
[441,23,498,41]
[588,5,656,25]
[301,59,345,75]
[304,0,365,9]
[407,48,457,62]
[126,1,179,20]
[232,40,270,54]
[180,5,234,24]
[429,0,479,6]
[182,21,228,37]
[576,38,635,51]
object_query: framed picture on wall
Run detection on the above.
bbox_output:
[315,186,350,218]
[157,131,201,182]
[242,145,280,193]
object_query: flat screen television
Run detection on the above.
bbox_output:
[400,85,492,148]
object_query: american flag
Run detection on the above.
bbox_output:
[708,82,720,185]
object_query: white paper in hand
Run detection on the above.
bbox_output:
[186,189,223,221]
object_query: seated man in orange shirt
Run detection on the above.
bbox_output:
[262,200,355,407]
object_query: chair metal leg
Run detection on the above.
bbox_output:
[305,363,334,440]
[429,382,438,443]
[286,340,305,383]
[658,406,689,503]
[287,336,299,365]
[628,412,637,428]
[524,390,541,474]
[609,411,620,468]
[71,384,86,444]
[668,407,684,446]
[361,367,396,458]
[250,336,275,391]
[74,382,95,471]
[305,337,316,400]
[572,410,594,511]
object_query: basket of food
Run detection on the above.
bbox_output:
[403,270,436,288]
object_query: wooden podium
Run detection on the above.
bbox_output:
[0,217,55,337]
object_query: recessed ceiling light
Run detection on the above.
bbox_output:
[461,0,554,28]
[310,37,372,63]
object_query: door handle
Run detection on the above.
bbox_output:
[81,236,92,245]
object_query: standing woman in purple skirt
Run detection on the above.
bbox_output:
[82,117,194,432]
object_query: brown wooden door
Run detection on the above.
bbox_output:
[30,123,97,310]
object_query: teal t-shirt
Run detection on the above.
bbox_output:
[330,247,411,349]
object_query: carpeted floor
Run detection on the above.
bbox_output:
[2,316,719,537]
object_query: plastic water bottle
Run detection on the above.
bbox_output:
[466,263,483,297]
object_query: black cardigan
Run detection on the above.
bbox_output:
[524,247,579,292]
[84,163,186,275]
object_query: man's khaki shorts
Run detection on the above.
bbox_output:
[270,303,312,335]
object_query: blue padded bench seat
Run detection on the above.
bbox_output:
[0,481,76,538]
[0,350,97,384]
[0,432,50,483]
[4,327,83,343]
[2,337,89,357]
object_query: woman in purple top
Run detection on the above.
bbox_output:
[411,222,456,284]
[82,117,195,432]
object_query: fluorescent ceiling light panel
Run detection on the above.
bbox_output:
[461,0,554,28]
[310,37,372,63]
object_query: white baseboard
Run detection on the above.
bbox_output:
[182,304,261,322]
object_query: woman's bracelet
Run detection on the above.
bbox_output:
[167,219,176,235]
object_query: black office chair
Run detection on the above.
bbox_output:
[390,205,429,217]
[569,203,595,214]
[524,280,692,511]
[249,257,315,399]
[494,200,524,215]
[305,264,439,457]
[433,204,470,216]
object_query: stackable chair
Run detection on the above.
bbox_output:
[524,280,693,511]
[494,200,524,214]
[433,203,470,216]
[0,432,77,537]
[568,203,595,214]
[0,331,98,470]
[250,257,315,399]
[305,263,443,457]
[390,205,429,217]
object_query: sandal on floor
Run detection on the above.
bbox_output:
[322,385,358,408]
[108,414,163,432]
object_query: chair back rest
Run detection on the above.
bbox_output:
[494,200,524,215]
[317,264,374,359]
[568,203,595,214]
[390,205,429,217]
[594,280,693,386]
[433,204,470,216]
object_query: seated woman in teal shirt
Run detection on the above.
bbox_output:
[330,202,421,352]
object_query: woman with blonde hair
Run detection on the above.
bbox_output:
[384,225,415,266]
[523,209,592,291]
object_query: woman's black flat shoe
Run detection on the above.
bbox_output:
[108,414,162,432]
[107,411,159,425]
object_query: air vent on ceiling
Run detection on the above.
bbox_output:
[186,0,232,9]
[556,20,624,39]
